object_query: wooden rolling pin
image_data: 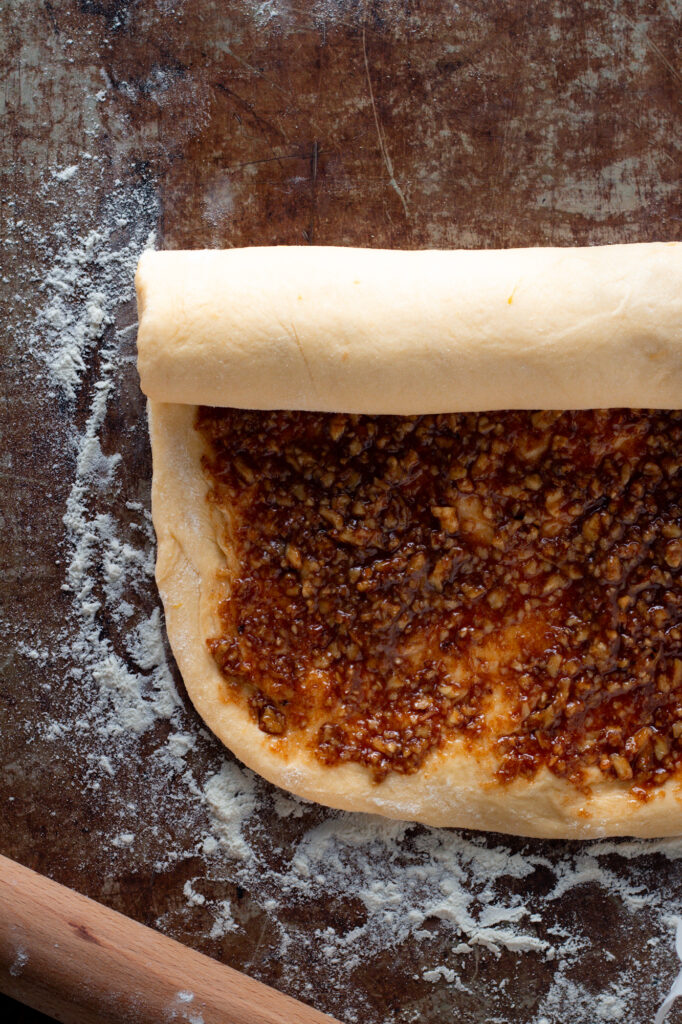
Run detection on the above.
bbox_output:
[0,855,341,1024]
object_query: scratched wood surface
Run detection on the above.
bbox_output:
[2,1,682,1022]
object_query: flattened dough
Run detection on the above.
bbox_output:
[138,244,682,839]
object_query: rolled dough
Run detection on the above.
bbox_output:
[137,243,682,414]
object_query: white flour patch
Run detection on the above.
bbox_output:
[111,832,135,848]
[423,965,456,983]
[9,948,29,978]
[183,880,207,907]
[271,790,309,818]
[537,976,630,1022]
[53,164,79,182]
[202,762,259,862]
[654,920,682,1024]
[208,899,238,939]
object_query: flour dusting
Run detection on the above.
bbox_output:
[9,948,29,978]
[8,159,682,1024]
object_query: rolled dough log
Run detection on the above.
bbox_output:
[136,243,682,413]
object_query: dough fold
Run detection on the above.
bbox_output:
[136,243,682,413]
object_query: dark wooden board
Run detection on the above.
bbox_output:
[2,2,682,1022]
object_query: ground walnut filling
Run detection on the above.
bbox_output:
[197,408,682,793]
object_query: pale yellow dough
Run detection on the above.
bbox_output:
[138,244,682,839]
[137,243,682,413]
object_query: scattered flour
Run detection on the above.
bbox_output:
[7,150,682,1024]
[202,762,258,861]
[111,832,136,848]
[53,164,80,182]
[423,965,456,984]
[183,880,207,907]
[9,948,29,978]
[654,921,682,1024]
[208,900,238,939]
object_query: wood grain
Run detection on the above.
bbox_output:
[0,855,339,1024]
[2,1,682,1021]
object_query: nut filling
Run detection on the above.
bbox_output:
[198,408,682,794]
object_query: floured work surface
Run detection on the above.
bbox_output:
[4,2,682,1023]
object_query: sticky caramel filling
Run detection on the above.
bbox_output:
[198,408,682,792]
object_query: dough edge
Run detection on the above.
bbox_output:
[150,400,682,839]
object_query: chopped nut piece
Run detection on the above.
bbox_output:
[610,753,633,780]
[234,457,255,484]
[320,507,344,530]
[285,544,303,570]
[259,705,286,735]
[654,735,670,761]
[547,653,562,678]
[542,574,565,596]
[602,555,622,583]
[431,506,459,533]
[582,514,600,541]
[329,415,346,441]
[665,540,682,569]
